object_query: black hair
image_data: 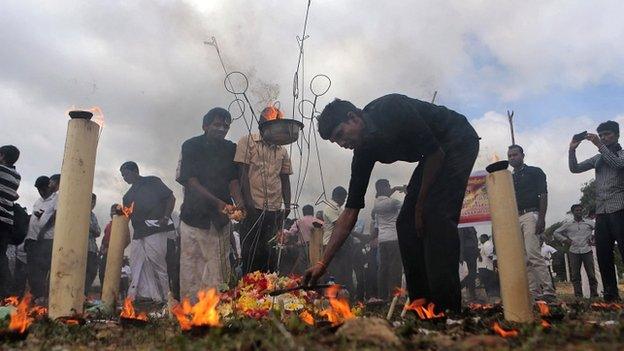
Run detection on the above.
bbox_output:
[0,145,20,166]
[508,144,524,155]
[332,186,347,200]
[92,193,97,201]
[317,99,361,140]
[120,161,139,173]
[203,107,232,126]
[302,205,314,216]
[110,203,120,210]
[34,176,50,189]
[570,204,583,211]
[50,174,61,183]
[597,120,619,135]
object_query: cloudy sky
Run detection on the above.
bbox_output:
[1,0,624,234]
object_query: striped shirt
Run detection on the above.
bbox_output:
[0,164,21,226]
[569,144,624,214]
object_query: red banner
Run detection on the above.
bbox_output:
[459,171,491,226]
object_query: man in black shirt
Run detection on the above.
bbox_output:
[508,144,556,301]
[121,161,175,303]
[176,107,244,301]
[304,94,479,312]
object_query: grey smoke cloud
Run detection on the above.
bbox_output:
[1,0,623,231]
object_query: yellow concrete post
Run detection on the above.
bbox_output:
[486,161,533,323]
[48,111,100,319]
[101,213,131,310]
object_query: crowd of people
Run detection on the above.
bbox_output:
[1,94,623,312]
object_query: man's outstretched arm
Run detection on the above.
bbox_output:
[303,207,360,285]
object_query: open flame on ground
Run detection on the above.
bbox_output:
[120,297,148,321]
[172,288,221,331]
[492,322,519,338]
[404,298,445,320]
[8,294,33,334]
[299,310,314,326]
[318,285,355,326]
[536,300,552,329]
[591,302,624,311]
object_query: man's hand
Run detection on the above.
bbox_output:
[586,133,603,148]
[303,261,327,286]
[414,204,425,236]
[536,217,546,235]
[569,138,582,151]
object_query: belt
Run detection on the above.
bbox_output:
[518,208,539,215]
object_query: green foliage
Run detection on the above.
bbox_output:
[579,179,596,215]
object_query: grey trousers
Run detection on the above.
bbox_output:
[569,251,598,297]
[519,212,556,299]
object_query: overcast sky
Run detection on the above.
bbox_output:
[1,0,624,235]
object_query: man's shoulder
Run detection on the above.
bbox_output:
[363,94,410,112]
[524,165,546,175]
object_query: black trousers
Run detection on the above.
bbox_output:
[241,210,281,274]
[478,268,500,298]
[84,251,99,295]
[462,254,478,298]
[98,255,107,287]
[378,240,403,300]
[166,238,180,300]
[396,138,479,313]
[328,238,356,294]
[569,251,598,297]
[25,239,53,299]
[595,210,624,300]
[11,259,27,296]
[0,232,9,298]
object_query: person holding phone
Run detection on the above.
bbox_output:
[569,120,624,302]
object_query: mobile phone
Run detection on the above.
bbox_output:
[572,131,587,142]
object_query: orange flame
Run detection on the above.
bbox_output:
[319,285,355,326]
[90,106,105,129]
[492,322,519,338]
[299,310,314,326]
[3,296,19,306]
[30,306,48,319]
[541,319,551,329]
[535,300,550,317]
[468,303,495,311]
[120,297,148,321]
[117,202,134,218]
[591,302,624,311]
[262,105,283,121]
[491,153,501,163]
[393,287,406,297]
[8,294,33,333]
[404,298,445,320]
[172,288,221,331]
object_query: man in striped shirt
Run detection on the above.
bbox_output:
[569,120,624,302]
[0,145,21,298]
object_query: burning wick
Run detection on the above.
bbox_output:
[117,202,134,218]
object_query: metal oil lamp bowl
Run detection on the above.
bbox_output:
[259,119,304,146]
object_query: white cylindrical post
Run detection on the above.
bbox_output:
[486,161,533,323]
[101,212,131,310]
[48,111,100,319]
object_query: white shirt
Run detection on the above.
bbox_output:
[541,243,557,266]
[322,199,342,246]
[478,240,495,271]
[25,193,58,241]
[373,196,401,243]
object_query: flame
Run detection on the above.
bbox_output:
[31,306,48,318]
[117,202,134,218]
[535,300,550,317]
[223,204,246,221]
[468,303,495,311]
[492,322,518,338]
[3,296,19,306]
[318,285,355,326]
[299,310,314,326]
[541,319,551,329]
[404,298,445,320]
[8,294,33,333]
[590,302,624,311]
[262,105,283,121]
[63,319,81,326]
[120,297,148,321]
[172,288,221,331]
[90,106,105,129]
[393,287,406,297]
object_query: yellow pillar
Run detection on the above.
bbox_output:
[486,161,533,323]
[101,213,131,310]
[48,111,100,319]
[309,226,323,266]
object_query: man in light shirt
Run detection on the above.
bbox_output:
[371,179,403,300]
[554,204,598,298]
[323,187,354,291]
